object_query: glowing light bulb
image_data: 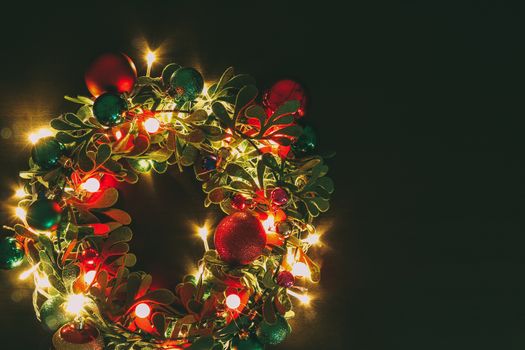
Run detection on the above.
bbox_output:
[145,51,156,77]
[144,117,160,133]
[197,226,210,251]
[114,130,123,140]
[225,294,241,309]
[65,294,88,315]
[291,262,311,278]
[15,207,26,220]
[261,215,275,232]
[14,188,26,198]
[19,264,40,280]
[29,128,53,144]
[287,290,311,305]
[303,233,320,246]
[84,270,97,285]
[81,178,100,193]
[135,303,151,318]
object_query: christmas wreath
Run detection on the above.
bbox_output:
[2,52,333,349]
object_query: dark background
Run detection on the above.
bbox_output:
[0,1,523,349]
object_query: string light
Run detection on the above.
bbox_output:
[84,270,97,285]
[225,294,241,309]
[144,117,160,133]
[65,294,88,315]
[291,262,311,278]
[19,263,40,280]
[14,187,26,198]
[287,289,311,305]
[114,130,123,140]
[15,207,26,220]
[28,128,53,144]
[145,51,156,77]
[81,178,100,193]
[303,233,320,246]
[197,226,210,251]
[135,303,151,319]
[261,214,275,232]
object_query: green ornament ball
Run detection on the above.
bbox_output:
[256,316,291,345]
[40,296,72,332]
[292,125,317,156]
[26,198,62,231]
[31,137,65,170]
[232,335,265,350]
[93,92,127,126]
[170,67,204,103]
[0,237,24,270]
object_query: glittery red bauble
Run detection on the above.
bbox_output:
[79,248,99,267]
[59,323,100,344]
[277,270,295,288]
[270,188,289,206]
[214,212,267,265]
[263,79,307,118]
[85,53,137,97]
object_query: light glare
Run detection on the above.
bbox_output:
[135,303,151,318]
[225,294,241,309]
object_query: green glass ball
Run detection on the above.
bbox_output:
[170,67,204,103]
[26,198,62,231]
[31,137,65,170]
[0,237,24,270]
[292,125,317,156]
[232,335,264,350]
[40,296,72,332]
[93,92,127,126]
[256,316,291,345]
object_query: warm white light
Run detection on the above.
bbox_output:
[291,262,311,278]
[36,274,51,289]
[81,178,100,193]
[84,270,96,285]
[261,215,275,232]
[144,117,160,133]
[28,128,53,144]
[197,226,210,251]
[14,188,26,198]
[19,264,40,280]
[225,294,241,309]
[145,51,156,77]
[135,303,151,318]
[114,130,123,140]
[15,207,26,220]
[65,294,88,315]
[287,289,311,305]
[303,233,320,246]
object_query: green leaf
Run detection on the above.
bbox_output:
[138,289,175,305]
[212,102,233,128]
[263,296,277,324]
[189,336,214,350]
[225,163,255,186]
[106,227,133,246]
[215,67,235,93]
[223,74,256,91]
[257,159,266,189]
[96,143,111,165]
[101,208,131,225]
[50,118,78,131]
[315,176,335,194]
[55,131,82,144]
[233,85,258,125]
[262,153,279,170]
[245,105,267,128]
[62,264,80,291]
[64,113,87,127]
[185,109,208,122]
[269,125,303,138]
[89,188,119,209]
[272,100,300,119]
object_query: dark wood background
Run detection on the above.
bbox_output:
[0,1,523,349]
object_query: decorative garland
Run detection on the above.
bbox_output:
[1,52,333,349]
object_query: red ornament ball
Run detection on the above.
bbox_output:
[79,248,99,267]
[52,322,104,350]
[270,187,289,206]
[85,53,137,97]
[214,212,267,265]
[263,79,307,118]
[277,270,295,288]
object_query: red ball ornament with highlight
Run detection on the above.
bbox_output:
[85,53,137,97]
[263,79,307,118]
[214,212,267,265]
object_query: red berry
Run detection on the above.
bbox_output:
[79,248,99,267]
[277,270,295,288]
[231,194,247,210]
[214,212,267,265]
[271,188,289,206]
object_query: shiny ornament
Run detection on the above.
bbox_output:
[170,67,204,103]
[291,125,317,156]
[202,155,217,171]
[214,212,266,265]
[0,237,24,269]
[256,316,291,345]
[26,198,62,231]
[263,79,307,118]
[231,194,247,210]
[85,52,137,97]
[93,93,127,126]
[232,335,264,350]
[40,296,71,331]
[31,137,65,170]
[276,270,295,288]
[79,248,99,267]
[270,187,289,206]
[52,322,104,350]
